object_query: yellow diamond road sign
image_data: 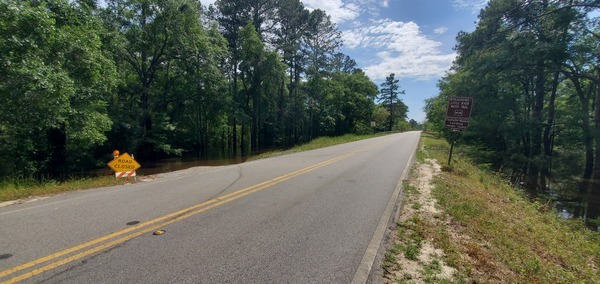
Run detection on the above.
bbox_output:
[108,153,141,172]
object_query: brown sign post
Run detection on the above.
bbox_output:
[444,97,473,165]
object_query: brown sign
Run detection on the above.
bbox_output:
[444,117,469,130]
[446,97,473,118]
[445,97,473,131]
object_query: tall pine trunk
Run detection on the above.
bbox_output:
[593,71,600,179]
[232,61,238,153]
[530,63,545,191]
[542,72,560,186]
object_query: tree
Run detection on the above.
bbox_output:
[0,0,375,181]
[167,14,230,157]
[103,0,221,159]
[0,0,116,178]
[332,70,378,135]
[379,73,406,131]
[304,9,342,138]
[273,0,309,144]
[429,0,600,195]
[239,22,287,151]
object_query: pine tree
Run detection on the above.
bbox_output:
[378,73,405,131]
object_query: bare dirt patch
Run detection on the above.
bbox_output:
[383,159,457,283]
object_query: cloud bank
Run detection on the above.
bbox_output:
[301,0,361,23]
[342,19,455,81]
[452,0,489,13]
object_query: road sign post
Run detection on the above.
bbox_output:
[444,97,473,165]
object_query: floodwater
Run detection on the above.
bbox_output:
[551,180,600,232]
[136,155,248,175]
[86,149,254,178]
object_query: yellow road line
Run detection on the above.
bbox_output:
[1,152,356,283]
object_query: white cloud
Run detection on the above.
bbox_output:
[452,0,489,13]
[301,0,392,23]
[342,19,456,81]
[200,0,217,7]
[433,27,448,34]
[301,0,361,23]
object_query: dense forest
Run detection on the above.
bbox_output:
[0,0,414,179]
[425,0,600,216]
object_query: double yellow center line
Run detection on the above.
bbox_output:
[0,152,357,283]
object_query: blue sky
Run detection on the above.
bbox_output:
[301,0,488,122]
[201,0,489,122]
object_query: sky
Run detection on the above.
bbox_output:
[201,0,489,122]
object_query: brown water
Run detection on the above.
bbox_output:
[551,181,600,232]
[136,155,248,175]
[82,150,253,178]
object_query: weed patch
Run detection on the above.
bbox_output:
[0,177,129,202]
[423,135,600,283]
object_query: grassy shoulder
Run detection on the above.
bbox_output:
[385,133,600,283]
[0,133,388,203]
[249,133,387,160]
[0,176,129,203]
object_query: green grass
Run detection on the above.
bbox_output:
[419,133,600,283]
[411,202,422,210]
[249,133,387,160]
[402,180,419,195]
[383,250,399,273]
[396,215,425,262]
[422,259,442,279]
[0,176,129,202]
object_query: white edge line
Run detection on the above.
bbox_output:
[351,132,420,284]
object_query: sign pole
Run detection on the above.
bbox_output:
[132,154,137,182]
[113,150,120,180]
[447,131,457,166]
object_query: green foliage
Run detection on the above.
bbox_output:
[379,73,408,131]
[0,0,116,177]
[426,0,600,192]
[0,0,381,181]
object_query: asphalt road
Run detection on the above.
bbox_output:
[0,131,420,284]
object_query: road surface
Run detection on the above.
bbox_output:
[0,131,420,283]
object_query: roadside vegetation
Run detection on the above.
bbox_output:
[385,134,600,283]
[425,1,600,205]
[0,176,129,203]
[250,133,387,160]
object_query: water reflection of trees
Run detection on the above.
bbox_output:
[551,180,600,231]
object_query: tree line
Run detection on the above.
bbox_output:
[0,0,411,179]
[426,0,600,195]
